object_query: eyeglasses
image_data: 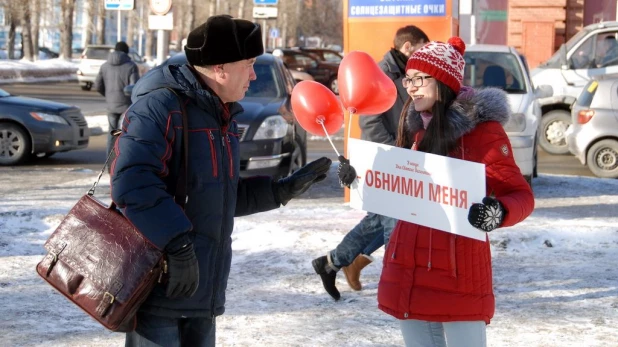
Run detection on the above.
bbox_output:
[402,75,433,88]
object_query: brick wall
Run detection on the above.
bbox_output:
[508,0,584,68]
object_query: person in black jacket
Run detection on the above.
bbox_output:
[111,15,331,346]
[312,25,429,300]
[94,41,139,156]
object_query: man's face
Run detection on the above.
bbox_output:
[217,58,257,103]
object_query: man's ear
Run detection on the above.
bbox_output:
[213,64,225,77]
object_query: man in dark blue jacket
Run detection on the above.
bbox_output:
[111,15,331,346]
[313,25,429,301]
[94,41,139,156]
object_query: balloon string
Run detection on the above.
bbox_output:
[317,119,340,157]
[347,111,354,158]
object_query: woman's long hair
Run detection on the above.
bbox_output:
[395,80,458,156]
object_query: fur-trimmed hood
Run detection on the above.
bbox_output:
[406,87,511,142]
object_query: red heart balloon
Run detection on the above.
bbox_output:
[291,80,344,136]
[338,51,397,115]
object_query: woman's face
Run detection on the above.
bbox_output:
[404,69,437,112]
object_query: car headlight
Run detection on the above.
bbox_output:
[503,113,526,132]
[30,112,69,125]
[253,115,288,140]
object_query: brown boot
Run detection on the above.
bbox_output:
[342,254,374,291]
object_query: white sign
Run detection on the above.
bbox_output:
[253,7,278,19]
[148,13,174,31]
[105,0,135,10]
[348,138,487,241]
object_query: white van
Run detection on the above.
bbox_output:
[464,45,553,185]
[531,21,618,155]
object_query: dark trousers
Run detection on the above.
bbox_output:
[107,112,123,156]
[125,312,216,347]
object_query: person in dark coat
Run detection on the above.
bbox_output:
[94,41,139,156]
[111,15,332,346]
[312,25,429,301]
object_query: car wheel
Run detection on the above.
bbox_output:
[287,135,307,177]
[586,139,618,178]
[539,110,571,155]
[81,82,92,91]
[0,123,32,165]
[329,77,339,95]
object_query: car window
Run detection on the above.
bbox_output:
[464,52,526,93]
[595,32,618,68]
[83,47,112,60]
[293,53,318,69]
[246,63,283,98]
[322,52,342,63]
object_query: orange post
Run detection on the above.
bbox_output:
[341,0,459,201]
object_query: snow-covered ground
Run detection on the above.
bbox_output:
[0,58,78,84]
[0,164,617,346]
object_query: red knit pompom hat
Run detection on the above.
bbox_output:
[405,37,466,93]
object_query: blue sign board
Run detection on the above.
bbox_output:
[254,0,278,5]
[348,0,446,18]
[105,0,135,10]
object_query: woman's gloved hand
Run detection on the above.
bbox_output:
[467,197,505,232]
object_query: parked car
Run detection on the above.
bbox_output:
[0,88,90,165]
[464,44,553,185]
[76,45,151,91]
[151,53,307,178]
[38,47,59,59]
[532,21,618,155]
[272,48,339,94]
[296,47,344,64]
[565,76,618,178]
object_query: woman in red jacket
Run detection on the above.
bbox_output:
[377,37,535,346]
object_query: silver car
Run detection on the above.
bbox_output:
[566,76,618,178]
[464,45,553,185]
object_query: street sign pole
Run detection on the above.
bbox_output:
[118,10,122,42]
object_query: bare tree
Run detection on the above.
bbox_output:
[186,0,195,31]
[21,0,34,61]
[60,0,75,59]
[84,0,96,46]
[7,4,17,59]
[32,0,40,59]
[96,0,106,44]
[127,8,135,48]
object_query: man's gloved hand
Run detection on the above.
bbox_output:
[274,157,332,205]
[337,155,357,188]
[467,197,505,232]
[165,239,199,299]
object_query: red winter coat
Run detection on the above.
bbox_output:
[377,88,534,324]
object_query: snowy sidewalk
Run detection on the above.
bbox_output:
[0,165,617,346]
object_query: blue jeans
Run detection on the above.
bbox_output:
[329,213,396,268]
[399,319,486,347]
[125,312,216,347]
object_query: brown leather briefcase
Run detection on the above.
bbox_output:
[36,194,165,332]
[36,88,188,332]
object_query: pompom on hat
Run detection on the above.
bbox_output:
[405,37,466,93]
[184,15,264,66]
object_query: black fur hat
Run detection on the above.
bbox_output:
[185,15,264,66]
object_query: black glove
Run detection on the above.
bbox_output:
[468,197,506,232]
[165,238,199,299]
[337,155,357,188]
[274,157,332,205]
